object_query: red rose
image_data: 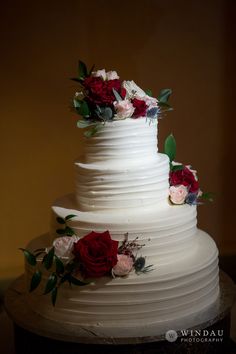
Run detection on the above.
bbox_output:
[170,167,199,193]
[132,98,148,118]
[73,231,118,278]
[83,77,121,106]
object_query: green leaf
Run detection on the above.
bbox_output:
[78,101,90,117]
[30,270,42,292]
[158,101,173,111]
[65,226,75,236]
[89,64,95,75]
[19,248,36,266]
[77,120,95,129]
[56,229,65,235]
[54,255,65,275]
[43,247,55,270]
[56,217,65,225]
[51,287,58,306]
[145,89,152,97]
[158,88,172,103]
[78,60,88,80]
[164,134,176,162]
[44,273,57,295]
[112,88,122,102]
[73,99,81,109]
[70,276,88,286]
[200,192,214,202]
[65,214,77,221]
[171,164,184,172]
[84,124,103,138]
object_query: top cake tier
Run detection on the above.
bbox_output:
[82,117,159,165]
[75,118,170,211]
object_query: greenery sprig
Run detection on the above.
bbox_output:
[56,214,76,236]
[20,246,88,306]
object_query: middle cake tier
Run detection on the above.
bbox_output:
[51,195,197,264]
[75,152,170,211]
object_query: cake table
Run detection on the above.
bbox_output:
[4,270,236,354]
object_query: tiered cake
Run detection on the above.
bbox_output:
[24,64,219,337]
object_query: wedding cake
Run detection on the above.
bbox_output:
[23,62,219,338]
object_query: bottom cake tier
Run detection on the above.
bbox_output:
[24,229,219,337]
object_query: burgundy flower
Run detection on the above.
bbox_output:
[170,167,199,193]
[73,231,118,278]
[83,77,121,106]
[132,98,148,118]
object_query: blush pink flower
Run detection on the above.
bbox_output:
[112,254,134,277]
[114,100,135,119]
[106,70,119,80]
[52,235,79,261]
[169,185,188,205]
[92,69,106,81]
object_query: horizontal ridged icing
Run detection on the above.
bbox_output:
[75,153,169,210]
[83,117,158,163]
[24,116,219,337]
[25,231,219,336]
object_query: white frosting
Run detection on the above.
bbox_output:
[24,116,219,337]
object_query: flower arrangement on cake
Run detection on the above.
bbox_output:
[71,60,172,137]
[164,134,213,205]
[20,228,153,306]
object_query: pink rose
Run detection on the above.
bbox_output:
[114,100,135,119]
[106,70,119,80]
[169,185,188,205]
[92,69,106,81]
[112,254,134,277]
[53,236,79,261]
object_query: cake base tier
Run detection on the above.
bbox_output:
[24,230,219,337]
[4,272,235,347]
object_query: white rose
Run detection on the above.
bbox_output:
[169,185,188,205]
[114,100,135,119]
[106,70,119,80]
[92,69,106,81]
[122,80,146,99]
[53,235,79,261]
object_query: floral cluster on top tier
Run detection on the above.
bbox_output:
[71,60,172,137]
[164,134,213,205]
[21,224,153,306]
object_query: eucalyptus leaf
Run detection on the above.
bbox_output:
[56,217,65,225]
[19,248,36,266]
[158,88,172,103]
[30,270,42,292]
[44,273,58,295]
[65,214,77,221]
[164,134,176,162]
[112,88,122,102]
[56,229,66,235]
[51,287,58,306]
[43,247,55,270]
[70,276,88,286]
[77,119,95,129]
[84,125,100,138]
[54,255,65,275]
[78,60,87,80]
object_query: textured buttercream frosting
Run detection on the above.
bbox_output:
[25,117,219,337]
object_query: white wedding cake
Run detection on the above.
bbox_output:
[23,63,219,338]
